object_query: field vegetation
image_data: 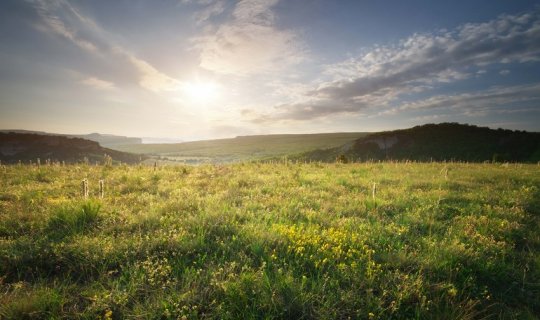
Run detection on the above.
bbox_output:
[0,162,539,319]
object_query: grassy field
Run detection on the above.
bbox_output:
[0,162,539,319]
[113,133,368,163]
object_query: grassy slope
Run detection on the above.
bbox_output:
[113,133,369,162]
[1,163,539,319]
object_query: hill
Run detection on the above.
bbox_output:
[71,133,142,147]
[114,132,369,163]
[0,133,143,164]
[0,130,142,148]
[297,123,540,163]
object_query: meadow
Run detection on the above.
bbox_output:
[0,162,538,319]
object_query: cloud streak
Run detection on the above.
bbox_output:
[389,83,540,114]
[126,55,181,93]
[29,0,182,94]
[81,77,115,90]
[32,0,98,52]
[253,10,540,122]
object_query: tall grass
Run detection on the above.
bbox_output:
[47,201,101,237]
[0,162,538,319]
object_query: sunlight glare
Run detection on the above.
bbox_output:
[182,81,220,103]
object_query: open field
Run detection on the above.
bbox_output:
[0,162,539,319]
[113,133,368,163]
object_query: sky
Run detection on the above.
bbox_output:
[1,0,540,140]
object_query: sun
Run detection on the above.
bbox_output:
[182,81,220,103]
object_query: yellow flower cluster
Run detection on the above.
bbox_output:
[274,224,380,278]
[136,256,173,288]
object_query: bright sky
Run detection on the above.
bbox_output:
[1,0,540,140]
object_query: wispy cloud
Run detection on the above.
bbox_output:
[126,55,181,92]
[32,0,98,52]
[29,0,182,94]
[194,0,306,75]
[251,10,540,122]
[81,77,115,90]
[193,0,226,24]
[389,83,540,114]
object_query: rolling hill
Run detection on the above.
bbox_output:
[113,132,369,163]
[0,133,144,164]
[296,123,540,163]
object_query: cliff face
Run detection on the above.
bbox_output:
[0,133,143,164]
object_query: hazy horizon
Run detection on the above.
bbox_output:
[1,121,539,145]
[1,0,540,141]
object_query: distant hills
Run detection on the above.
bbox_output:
[2,124,539,164]
[73,133,142,147]
[0,130,370,164]
[297,123,540,163]
[114,132,369,163]
[0,133,143,164]
[0,130,142,148]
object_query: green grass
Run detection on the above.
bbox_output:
[0,162,539,319]
[113,132,368,163]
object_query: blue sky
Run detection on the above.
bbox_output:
[1,0,539,140]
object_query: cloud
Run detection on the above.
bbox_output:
[499,69,511,75]
[247,89,398,123]
[81,77,115,90]
[29,0,182,94]
[194,0,226,23]
[248,82,422,123]
[194,0,305,75]
[32,0,98,52]
[180,0,215,4]
[317,11,540,99]
[253,10,540,122]
[126,54,181,93]
[391,83,540,114]
[252,83,540,124]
